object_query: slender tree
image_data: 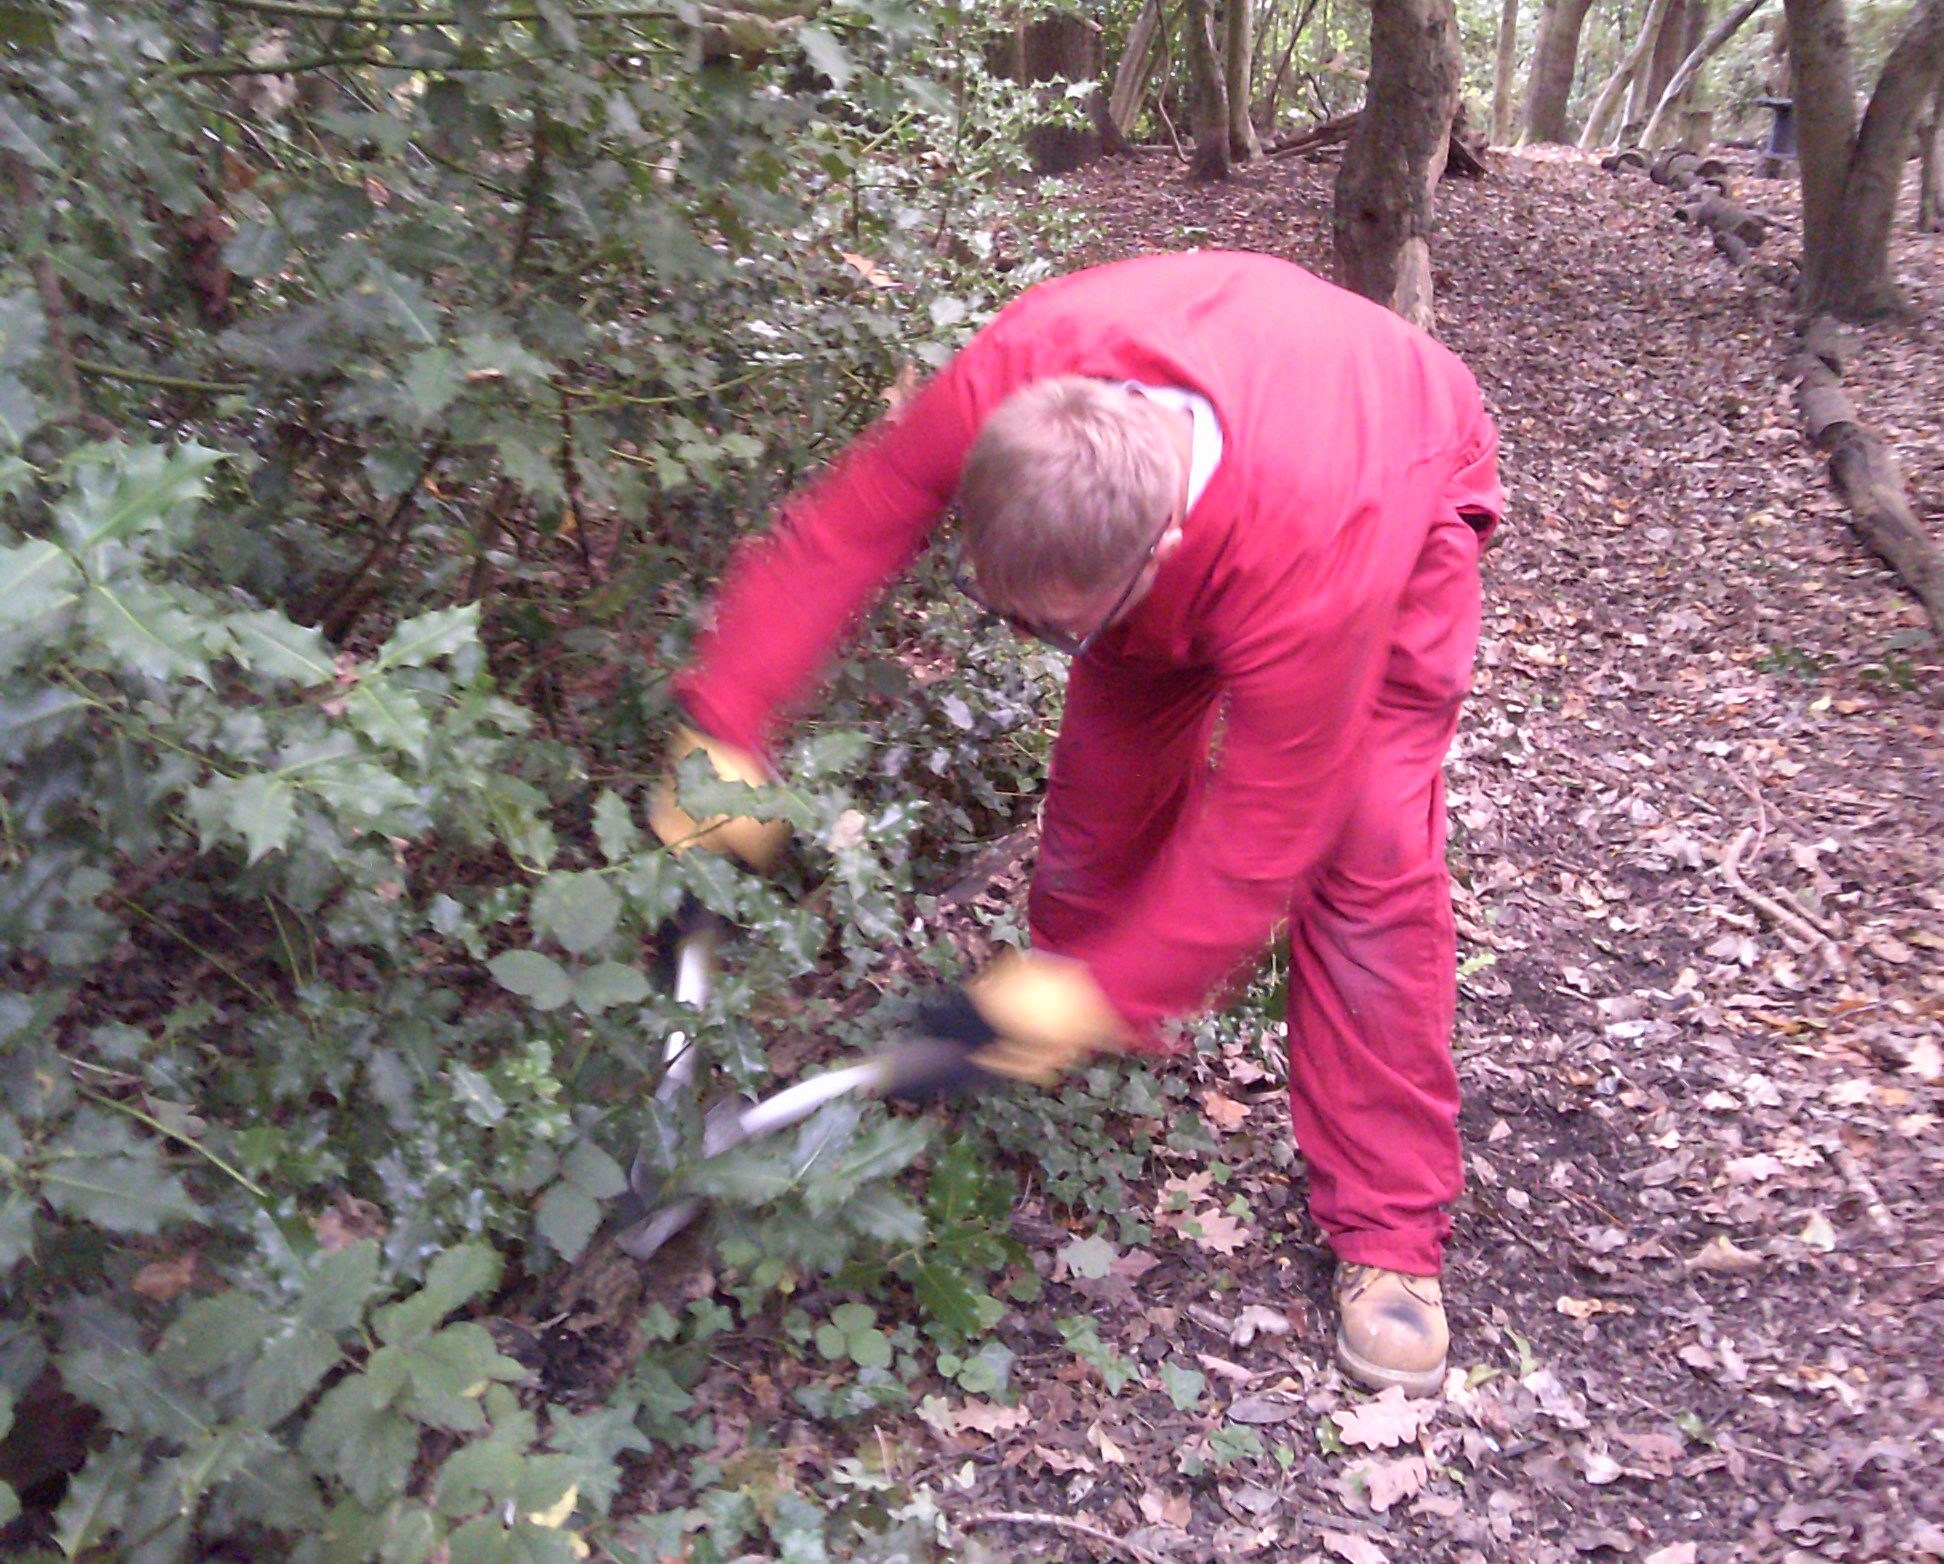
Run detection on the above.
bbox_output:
[1579,0,1678,148]
[1921,74,1944,231]
[1333,0,1461,327]
[1491,0,1522,143]
[1226,0,1264,157]
[1784,0,1944,315]
[1522,0,1598,142]
[1183,0,1233,177]
[1639,0,1771,147]
[1108,0,1166,139]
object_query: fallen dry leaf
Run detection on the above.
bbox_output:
[1087,1420,1129,1463]
[131,1252,198,1301]
[1686,1235,1765,1274]
[1200,1088,1250,1129]
[1138,1489,1193,1529]
[1323,1531,1390,1564]
[1356,1454,1431,1512]
[1331,1387,1439,1450]
[1644,1546,1699,1564]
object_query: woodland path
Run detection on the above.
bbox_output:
[904,147,1944,1563]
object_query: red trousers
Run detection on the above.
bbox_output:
[1029,506,1484,1276]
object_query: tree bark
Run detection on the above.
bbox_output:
[1522,0,1597,142]
[1579,0,1679,149]
[1640,0,1770,149]
[1491,0,1521,143]
[1183,0,1233,177]
[1921,76,1944,230]
[1020,10,1108,173]
[1786,0,1944,316]
[1333,0,1461,328]
[1226,0,1264,158]
[1108,0,1165,137]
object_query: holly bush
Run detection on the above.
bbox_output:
[1,2,1089,1559]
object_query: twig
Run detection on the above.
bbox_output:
[1823,1143,1901,1242]
[956,1510,1173,1564]
[1720,827,1846,972]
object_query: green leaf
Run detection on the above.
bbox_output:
[907,1260,986,1336]
[1057,1232,1117,1280]
[55,440,221,552]
[489,949,573,1012]
[159,1291,275,1379]
[362,263,442,346]
[299,1239,382,1334]
[450,1062,508,1125]
[448,1512,585,1564]
[0,538,80,627]
[395,1324,523,1430]
[573,961,649,1015]
[242,1325,341,1427]
[375,603,478,671]
[54,1442,140,1558]
[0,372,45,451]
[302,1373,420,1507]
[1159,1359,1206,1412]
[797,24,853,87]
[535,1180,602,1261]
[40,1121,203,1233]
[228,610,335,685]
[0,94,56,168]
[344,676,434,761]
[591,790,640,862]
[403,347,464,423]
[375,1243,503,1344]
[227,772,299,863]
[562,1139,628,1200]
[0,1191,34,1272]
[82,577,215,685]
[531,871,622,955]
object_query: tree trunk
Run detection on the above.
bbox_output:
[1226,0,1264,158]
[1640,0,1769,148]
[1579,0,1679,149]
[1522,0,1597,142]
[1108,0,1165,136]
[1631,0,1690,126]
[1333,0,1462,328]
[1921,77,1944,230]
[1183,0,1233,177]
[1491,0,1521,142]
[1021,10,1108,173]
[1265,0,1326,130]
[1787,0,1944,316]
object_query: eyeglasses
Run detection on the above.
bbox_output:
[953,512,1173,658]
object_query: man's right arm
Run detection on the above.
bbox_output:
[672,359,990,762]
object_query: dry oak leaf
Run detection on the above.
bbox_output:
[1200,1089,1250,1129]
[1178,1206,1249,1256]
[1686,1235,1764,1274]
[1138,1489,1193,1529]
[1644,1546,1699,1564]
[1355,1454,1430,1512]
[951,1401,1034,1437]
[1331,1386,1439,1450]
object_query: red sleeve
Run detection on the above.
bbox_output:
[673,359,987,758]
[1055,531,1403,1036]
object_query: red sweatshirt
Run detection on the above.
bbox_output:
[675,251,1504,1033]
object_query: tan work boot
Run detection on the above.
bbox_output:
[1334,1264,1448,1397]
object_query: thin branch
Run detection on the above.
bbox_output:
[956,1510,1174,1564]
[1720,826,1848,972]
[74,358,250,396]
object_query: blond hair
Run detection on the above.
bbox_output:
[956,377,1175,609]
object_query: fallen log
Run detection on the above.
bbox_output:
[1794,318,1944,646]
[1268,108,1488,177]
[1609,145,1766,268]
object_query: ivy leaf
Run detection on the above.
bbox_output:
[1158,1359,1206,1412]
[531,871,622,955]
[573,960,648,1014]
[227,609,334,685]
[374,603,478,671]
[1058,1232,1118,1280]
[535,1180,603,1261]
[489,949,573,1012]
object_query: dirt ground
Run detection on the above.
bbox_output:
[591,148,1944,1564]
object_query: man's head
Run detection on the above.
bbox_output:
[955,377,1185,652]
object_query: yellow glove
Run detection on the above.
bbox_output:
[887,951,1129,1099]
[645,724,791,870]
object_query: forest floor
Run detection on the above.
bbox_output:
[592,149,1944,1564]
